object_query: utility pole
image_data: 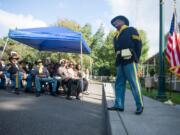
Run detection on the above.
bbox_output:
[157,0,166,100]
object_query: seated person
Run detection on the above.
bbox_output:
[66,62,82,100]
[18,60,33,92]
[18,61,28,87]
[32,59,57,97]
[0,60,6,89]
[53,61,62,94]
[75,64,89,95]
[6,54,22,94]
[57,59,70,95]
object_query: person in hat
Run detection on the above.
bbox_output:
[108,15,144,114]
[6,54,21,94]
[32,59,57,97]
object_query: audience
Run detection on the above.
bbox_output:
[75,64,89,95]
[0,52,90,100]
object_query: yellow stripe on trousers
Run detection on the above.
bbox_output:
[133,63,143,107]
[15,74,18,89]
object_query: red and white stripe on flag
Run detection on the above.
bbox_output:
[165,13,180,77]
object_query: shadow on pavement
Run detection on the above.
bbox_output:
[0,83,107,135]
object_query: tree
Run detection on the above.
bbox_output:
[90,24,104,50]
[90,24,105,75]
[96,30,115,76]
[80,23,92,46]
[0,37,39,63]
[56,19,81,32]
[139,30,149,63]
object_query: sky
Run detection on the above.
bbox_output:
[0,0,180,58]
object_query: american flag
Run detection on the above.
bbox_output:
[165,12,180,77]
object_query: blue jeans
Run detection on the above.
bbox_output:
[35,76,57,93]
[114,63,143,109]
[0,76,6,88]
[25,74,32,90]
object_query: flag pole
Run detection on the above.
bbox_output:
[80,34,84,102]
[157,0,166,100]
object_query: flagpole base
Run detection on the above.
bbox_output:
[156,94,167,101]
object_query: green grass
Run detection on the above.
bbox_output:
[168,92,180,104]
[95,80,180,104]
[127,83,180,104]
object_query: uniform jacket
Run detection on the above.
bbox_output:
[113,25,142,66]
[6,63,19,75]
[31,66,49,78]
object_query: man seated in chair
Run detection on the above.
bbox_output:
[32,59,57,97]
[6,53,22,94]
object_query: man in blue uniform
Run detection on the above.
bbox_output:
[7,55,22,94]
[108,15,144,115]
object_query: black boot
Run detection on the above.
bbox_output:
[36,92,41,97]
[51,92,58,97]
[66,96,72,100]
[76,96,80,100]
[15,88,20,95]
[107,106,124,111]
[135,107,144,115]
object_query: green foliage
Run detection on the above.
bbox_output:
[90,24,105,75]
[56,19,81,32]
[139,30,149,63]
[90,24,104,49]
[95,30,115,76]
[0,38,39,63]
[80,23,92,45]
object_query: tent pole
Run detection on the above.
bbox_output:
[0,38,9,60]
[89,56,92,80]
[80,37,84,101]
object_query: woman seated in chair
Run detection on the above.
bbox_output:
[65,62,82,100]
[75,64,89,95]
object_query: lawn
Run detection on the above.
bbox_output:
[97,80,180,104]
[127,83,180,104]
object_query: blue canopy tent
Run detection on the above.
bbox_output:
[0,26,91,98]
[7,26,91,54]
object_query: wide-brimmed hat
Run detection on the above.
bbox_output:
[111,15,129,27]
[9,55,19,61]
[59,59,65,64]
[37,59,42,63]
[9,51,20,61]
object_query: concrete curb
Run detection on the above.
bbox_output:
[103,83,127,135]
[103,82,180,135]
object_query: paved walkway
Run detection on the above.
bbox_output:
[104,83,180,135]
[1,82,180,135]
[0,83,106,135]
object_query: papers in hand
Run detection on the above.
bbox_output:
[121,49,132,59]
